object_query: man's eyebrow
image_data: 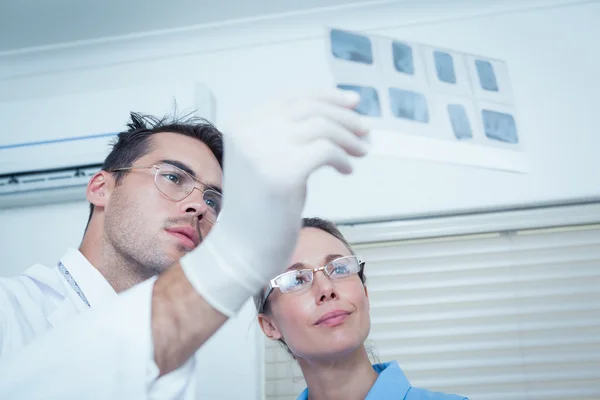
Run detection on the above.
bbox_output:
[286,254,346,271]
[161,159,223,194]
[162,159,196,178]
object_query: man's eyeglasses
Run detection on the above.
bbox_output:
[110,163,222,224]
[259,255,365,313]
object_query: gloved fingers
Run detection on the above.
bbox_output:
[298,139,354,177]
[286,100,369,138]
[283,88,360,109]
[308,88,362,109]
[295,116,369,157]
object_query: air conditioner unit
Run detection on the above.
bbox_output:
[0,82,216,209]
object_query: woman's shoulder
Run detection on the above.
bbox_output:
[371,360,468,400]
[295,360,469,400]
[406,386,469,400]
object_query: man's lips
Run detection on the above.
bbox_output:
[166,226,200,248]
[314,310,351,327]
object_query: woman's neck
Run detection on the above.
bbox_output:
[298,346,379,400]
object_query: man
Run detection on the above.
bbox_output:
[0,89,370,399]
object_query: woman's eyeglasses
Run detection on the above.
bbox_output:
[259,255,365,313]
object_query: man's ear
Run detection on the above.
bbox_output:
[364,285,370,309]
[257,314,283,341]
[86,171,114,209]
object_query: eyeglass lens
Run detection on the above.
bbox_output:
[154,164,222,223]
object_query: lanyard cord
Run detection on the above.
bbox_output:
[57,261,91,308]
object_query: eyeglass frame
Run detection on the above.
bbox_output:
[258,255,366,314]
[108,162,222,223]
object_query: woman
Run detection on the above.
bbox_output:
[254,217,469,400]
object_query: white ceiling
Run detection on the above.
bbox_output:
[0,0,381,52]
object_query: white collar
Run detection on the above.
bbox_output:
[58,248,118,308]
[21,248,118,328]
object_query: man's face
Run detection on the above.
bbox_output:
[102,132,223,275]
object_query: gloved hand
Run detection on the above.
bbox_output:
[180,89,371,317]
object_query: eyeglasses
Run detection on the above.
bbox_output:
[259,255,365,313]
[110,163,222,224]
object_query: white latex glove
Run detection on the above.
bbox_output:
[180,89,370,316]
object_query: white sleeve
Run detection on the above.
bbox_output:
[0,277,193,400]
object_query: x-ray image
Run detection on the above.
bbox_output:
[476,60,499,92]
[482,110,518,143]
[389,88,429,123]
[447,104,473,140]
[434,51,457,84]
[330,29,373,65]
[325,27,526,172]
[337,84,381,117]
[392,41,414,75]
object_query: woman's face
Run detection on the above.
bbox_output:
[258,227,371,362]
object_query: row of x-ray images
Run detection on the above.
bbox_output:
[326,28,522,151]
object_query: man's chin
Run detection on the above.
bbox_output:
[167,243,194,259]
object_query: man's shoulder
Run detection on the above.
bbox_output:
[0,262,62,301]
[406,386,469,400]
[0,262,67,325]
[0,262,66,356]
[0,269,41,305]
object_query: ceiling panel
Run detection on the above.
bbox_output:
[0,0,382,52]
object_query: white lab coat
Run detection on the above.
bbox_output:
[0,248,196,399]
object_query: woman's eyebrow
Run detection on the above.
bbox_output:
[285,254,345,271]
[286,262,305,272]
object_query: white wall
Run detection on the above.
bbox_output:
[1,1,599,399]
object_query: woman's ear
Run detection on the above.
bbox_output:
[86,171,114,209]
[257,314,283,341]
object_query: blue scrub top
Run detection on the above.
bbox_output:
[296,360,468,400]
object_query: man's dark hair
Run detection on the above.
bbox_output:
[85,111,224,230]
